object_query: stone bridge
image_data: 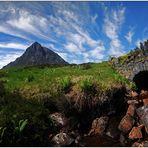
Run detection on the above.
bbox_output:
[111,55,148,91]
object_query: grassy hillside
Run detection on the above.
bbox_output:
[0,61,133,99]
[0,61,135,146]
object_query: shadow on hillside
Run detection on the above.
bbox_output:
[0,80,54,147]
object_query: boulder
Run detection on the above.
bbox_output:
[51,132,74,146]
[118,114,135,133]
[136,105,147,118]
[129,127,143,140]
[106,117,120,139]
[132,142,142,147]
[141,141,148,147]
[127,100,139,105]
[132,140,148,147]
[126,104,136,117]
[143,98,148,105]
[119,133,127,146]
[88,116,109,136]
[136,105,148,133]
[127,91,138,98]
[139,90,148,99]
[49,112,68,129]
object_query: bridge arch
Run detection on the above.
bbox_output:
[125,61,148,92]
[133,71,148,92]
[128,61,148,80]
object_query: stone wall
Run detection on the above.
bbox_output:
[111,53,148,80]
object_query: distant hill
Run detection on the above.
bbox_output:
[3,42,68,68]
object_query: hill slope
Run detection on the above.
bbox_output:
[3,42,68,68]
[0,62,132,98]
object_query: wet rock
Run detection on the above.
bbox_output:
[68,130,84,146]
[106,117,120,139]
[132,140,148,147]
[88,116,109,136]
[143,116,148,133]
[49,112,68,128]
[132,142,142,147]
[69,130,80,138]
[74,135,85,146]
[136,105,147,118]
[118,114,135,133]
[127,91,138,98]
[136,105,148,133]
[126,104,136,117]
[138,124,144,129]
[129,127,143,140]
[127,100,139,105]
[51,132,74,146]
[143,98,148,105]
[139,90,148,99]
[119,133,127,146]
[141,141,148,147]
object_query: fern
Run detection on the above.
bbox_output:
[19,119,28,132]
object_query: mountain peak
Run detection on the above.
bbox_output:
[32,42,41,46]
[30,42,42,49]
[3,42,69,68]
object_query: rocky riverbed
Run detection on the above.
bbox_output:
[48,89,148,147]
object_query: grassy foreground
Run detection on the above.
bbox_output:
[0,61,134,146]
[0,61,133,98]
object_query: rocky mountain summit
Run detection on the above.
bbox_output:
[3,42,68,68]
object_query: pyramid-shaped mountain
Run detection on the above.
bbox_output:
[3,42,68,68]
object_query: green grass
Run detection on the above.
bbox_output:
[79,76,94,92]
[0,62,134,146]
[0,61,132,98]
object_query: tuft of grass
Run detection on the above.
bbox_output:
[118,54,130,63]
[80,63,92,70]
[79,77,94,92]
[57,77,72,93]
[26,75,35,82]
[0,71,7,78]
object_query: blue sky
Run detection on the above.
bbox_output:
[0,2,148,68]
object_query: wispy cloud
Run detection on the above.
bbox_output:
[0,42,28,50]
[2,2,142,67]
[125,29,134,44]
[0,2,106,64]
[91,14,98,24]
[103,7,126,57]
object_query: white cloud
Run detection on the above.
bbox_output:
[103,7,126,57]
[0,2,107,66]
[0,52,23,69]
[88,41,105,60]
[125,30,134,44]
[6,10,58,43]
[64,43,79,53]
[0,25,31,41]
[0,42,28,50]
